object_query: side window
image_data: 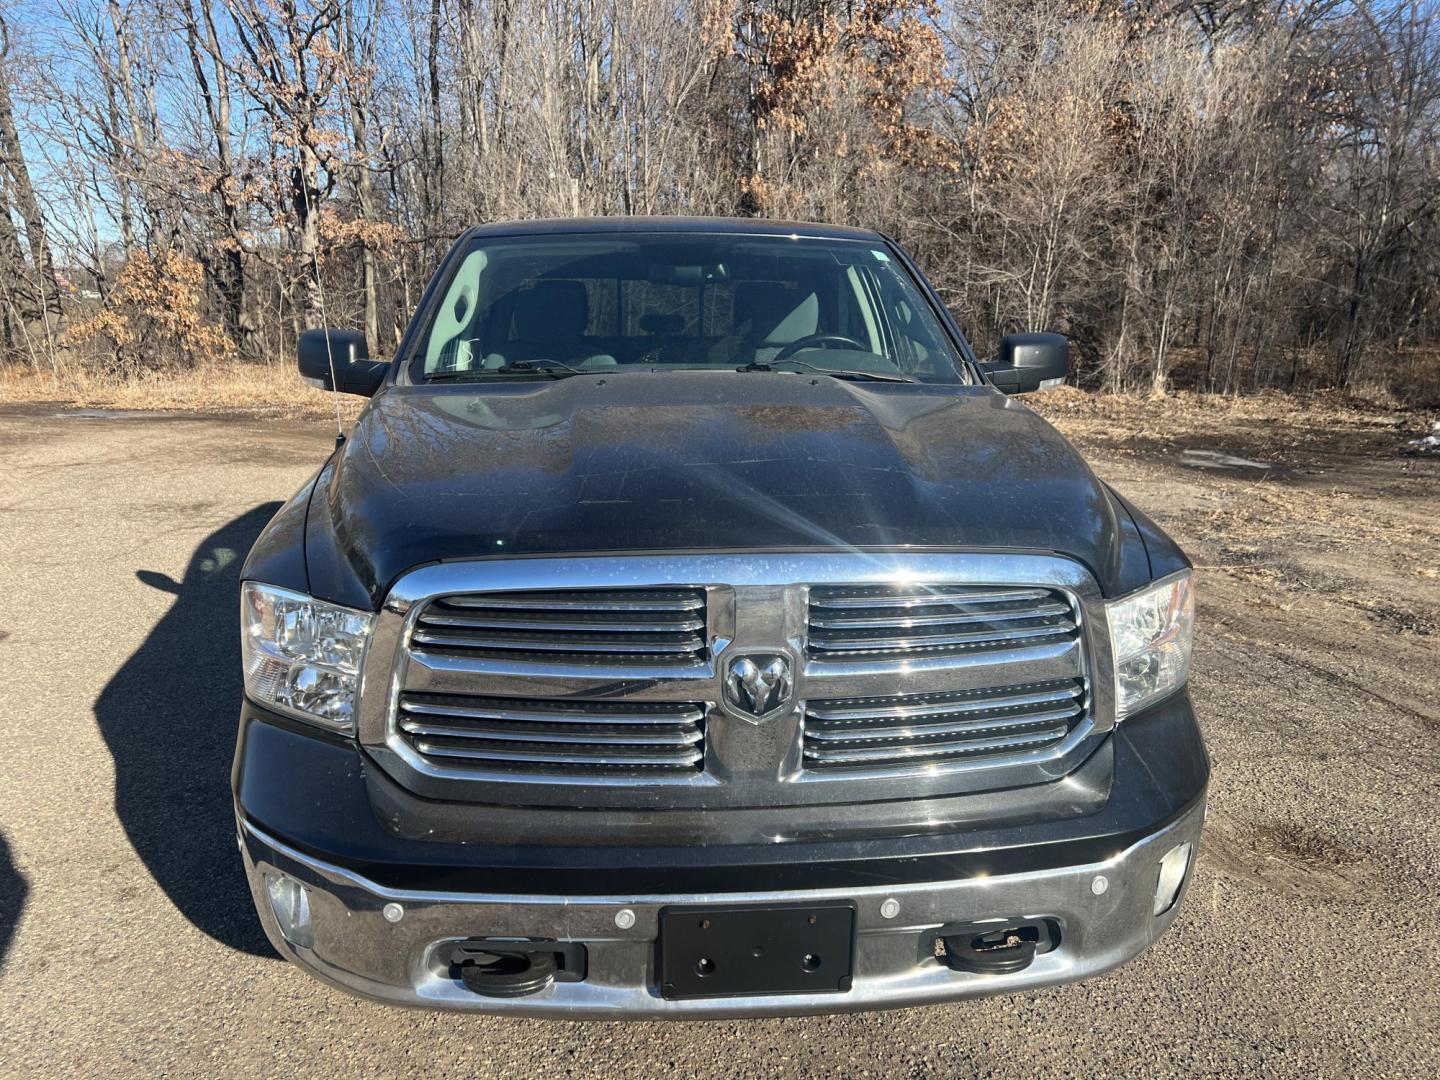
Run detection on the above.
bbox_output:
[868,264,948,375]
[888,284,958,376]
[892,297,930,371]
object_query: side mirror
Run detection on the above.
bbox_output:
[297,329,388,397]
[980,332,1069,394]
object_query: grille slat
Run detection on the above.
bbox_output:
[808,601,1071,630]
[399,720,704,745]
[410,736,704,769]
[417,611,707,633]
[806,683,1082,722]
[396,692,706,777]
[804,704,1083,743]
[806,584,1079,661]
[808,587,1052,610]
[802,725,1072,765]
[412,587,708,664]
[807,622,1076,654]
[441,590,704,612]
[410,629,704,654]
[400,698,706,726]
[802,679,1086,771]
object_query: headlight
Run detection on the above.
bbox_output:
[241,582,373,734]
[1106,570,1194,718]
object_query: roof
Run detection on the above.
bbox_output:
[459,216,886,242]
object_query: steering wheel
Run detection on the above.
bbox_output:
[770,334,870,365]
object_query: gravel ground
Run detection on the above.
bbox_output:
[0,400,1436,1079]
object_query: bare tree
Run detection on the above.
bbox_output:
[1,0,1435,400]
[222,0,345,329]
[0,13,60,322]
[183,0,261,357]
[336,0,384,345]
[1321,1,1440,387]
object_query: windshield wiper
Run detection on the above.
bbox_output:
[738,359,915,383]
[426,358,585,381]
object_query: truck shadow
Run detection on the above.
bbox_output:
[0,832,25,965]
[94,503,282,958]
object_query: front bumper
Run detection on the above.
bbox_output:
[235,690,1207,1017]
[240,795,1203,1017]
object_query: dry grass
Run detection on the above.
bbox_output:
[1029,386,1432,449]
[4,362,1431,430]
[1199,481,1436,548]
[1034,386,1440,536]
[0,362,363,420]
[1028,385,1440,636]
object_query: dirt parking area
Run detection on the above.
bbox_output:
[0,394,1437,1078]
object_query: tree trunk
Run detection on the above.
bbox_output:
[343,2,381,348]
[0,63,60,316]
[0,177,32,358]
[186,0,258,358]
[293,153,323,329]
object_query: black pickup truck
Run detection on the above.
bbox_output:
[235,217,1206,1016]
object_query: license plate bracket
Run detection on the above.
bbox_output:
[658,902,855,1000]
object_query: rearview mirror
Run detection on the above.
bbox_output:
[297,329,388,397]
[980,333,1068,394]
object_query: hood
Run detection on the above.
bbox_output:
[309,372,1134,606]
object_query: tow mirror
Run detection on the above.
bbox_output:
[297,329,388,397]
[980,333,1068,394]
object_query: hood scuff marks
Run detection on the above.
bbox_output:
[315,371,1126,600]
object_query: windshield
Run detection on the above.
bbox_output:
[411,233,967,383]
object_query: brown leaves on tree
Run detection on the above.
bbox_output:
[65,251,231,372]
[737,0,956,214]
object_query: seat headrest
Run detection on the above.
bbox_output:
[640,313,685,336]
[513,280,589,342]
[732,282,818,343]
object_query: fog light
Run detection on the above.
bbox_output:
[265,871,315,948]
[1154,842,1193,915]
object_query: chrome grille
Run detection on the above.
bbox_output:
[411,587,707,664]
[802,679,1086,770]
[806,585,1078,661]
[366,555,1108,808]
[397,692,706,775]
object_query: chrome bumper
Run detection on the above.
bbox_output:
[240,798,1204,1018]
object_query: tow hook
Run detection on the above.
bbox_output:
[936,920,1058,975]
[447,939,587,998]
